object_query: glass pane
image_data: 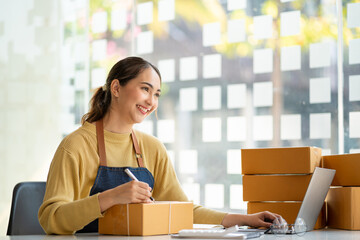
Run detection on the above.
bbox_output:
[82,0,360,213]
[344,1,360,152]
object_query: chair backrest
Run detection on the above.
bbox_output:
[7,182,46,235]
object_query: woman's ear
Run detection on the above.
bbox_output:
[110,79,120,97]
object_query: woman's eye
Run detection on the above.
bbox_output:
[155,93,161,98]
[142,87,149,92]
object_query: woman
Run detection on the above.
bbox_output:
[38,56,279,234]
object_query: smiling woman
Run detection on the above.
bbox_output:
[81,57,162,129]
[100,67,161,133]
[38,56,279,235]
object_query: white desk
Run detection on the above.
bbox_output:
[1,229,360,240]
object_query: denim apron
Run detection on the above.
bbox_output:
[78,119,155,233]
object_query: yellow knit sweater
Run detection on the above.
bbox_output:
[38,122,227,234]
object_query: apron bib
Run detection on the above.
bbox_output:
[78,120,155,233]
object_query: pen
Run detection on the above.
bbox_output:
[264,228,271,234]
[125,168,139,181]
[125,168,155,202]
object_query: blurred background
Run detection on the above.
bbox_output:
[0,0,360,235]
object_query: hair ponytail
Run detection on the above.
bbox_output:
[81,86,111,124]
[81,56,161,125]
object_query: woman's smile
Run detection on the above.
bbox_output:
[136,104,150,115]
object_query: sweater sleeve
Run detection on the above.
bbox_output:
[151,144,227,225]
[38,146,103,234]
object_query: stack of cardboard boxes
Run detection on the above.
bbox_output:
[241,147,326,228]
[323,153,360,230]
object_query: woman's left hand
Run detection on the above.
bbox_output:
[221,211,282,228]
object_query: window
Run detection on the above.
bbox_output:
[62,0,360,212]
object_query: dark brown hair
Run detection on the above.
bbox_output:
[81,56,161,124]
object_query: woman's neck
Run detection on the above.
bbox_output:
[101,111,133,134]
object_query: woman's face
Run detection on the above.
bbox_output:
[113,67,161,125]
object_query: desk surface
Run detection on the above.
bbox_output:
[1,229,360,240]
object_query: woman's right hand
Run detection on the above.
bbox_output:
[98,180,153,213]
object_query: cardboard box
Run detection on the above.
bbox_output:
[327,187,360,230]
[241,147,321,174]
[323,153,360,186]
[242,175,312,201]
[247,202,326,229]
[99,201,193,235]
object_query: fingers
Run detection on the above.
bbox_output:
[133,181,153,193]
[133,180,150,189]
[130,181,151,197]
[260,211,285,227]
[111,181,153,204]
[132,193,152,203]
[248,211,284,228]
[262,222,273,228]
[262,211,282,222]
[127,181,153,203]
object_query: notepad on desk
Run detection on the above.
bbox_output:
[171,225,261,239]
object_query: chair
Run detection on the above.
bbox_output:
[7,182,46,235]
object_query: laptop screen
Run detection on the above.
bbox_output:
[297,167,336,231]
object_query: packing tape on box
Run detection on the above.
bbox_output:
[168,203,172,234]
[125,202,173,235]
[126,204,129,236]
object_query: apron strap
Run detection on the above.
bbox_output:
[96,119,107,166]
[131,130,144,168]
[95,119,144,168]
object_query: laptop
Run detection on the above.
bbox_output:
[295,167,335,232]
[239,167,336,235]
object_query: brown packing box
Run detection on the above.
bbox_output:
[241,147,321,174]
[327,187,360,230]
[99,201,193,236]
[322,153,360,186]
[242,174,312,201]
[247,202,326,229]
